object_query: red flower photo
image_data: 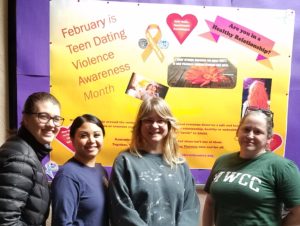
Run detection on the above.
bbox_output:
[184,66,228,87]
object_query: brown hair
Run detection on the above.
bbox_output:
[236,110,273,139]
[22,92,61,114]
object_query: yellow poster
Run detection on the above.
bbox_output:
[50,0,295,171]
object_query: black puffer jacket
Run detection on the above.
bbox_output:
[0,126,52,226]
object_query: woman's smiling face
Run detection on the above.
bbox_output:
[72,122,104,162]
[237,112,271,158]
[23,100,61,145]
[140,110,169,153]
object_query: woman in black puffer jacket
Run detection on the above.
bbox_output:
[0,92,63,226]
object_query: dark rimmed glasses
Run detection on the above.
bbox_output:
[27,112,64,127]
[245,106,274,127]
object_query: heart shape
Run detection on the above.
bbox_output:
[55,126,75,152]
[269,133,283,152]
[167,13,198,44]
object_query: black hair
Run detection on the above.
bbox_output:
[69,114,105,138]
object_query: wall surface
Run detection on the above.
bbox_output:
[0,0,8,143]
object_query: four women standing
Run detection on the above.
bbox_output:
[14,93,298,225]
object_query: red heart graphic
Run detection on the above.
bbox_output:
[269,133,283,152]
[55,126,75,152]
[167,13,198,44]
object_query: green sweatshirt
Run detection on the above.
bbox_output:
[108,150,200,226]
[205,151,300,226]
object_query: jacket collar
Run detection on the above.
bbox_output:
[18,126,52,161]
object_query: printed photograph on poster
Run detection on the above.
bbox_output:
[168,57,237,88]
[241,78,272,117]
[125,72,169,100]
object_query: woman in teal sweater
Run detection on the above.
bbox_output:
[108,97,200,226]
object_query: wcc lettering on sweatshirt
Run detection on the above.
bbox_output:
[213,171,261,192]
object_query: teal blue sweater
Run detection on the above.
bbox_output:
[108,150,200,226]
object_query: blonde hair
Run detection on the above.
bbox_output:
[129,97,184,167]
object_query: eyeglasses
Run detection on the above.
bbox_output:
[245,106,274,127]
[141,118,168,126]
[28,112,64,127]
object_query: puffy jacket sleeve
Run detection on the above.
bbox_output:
[0,149,35,226]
